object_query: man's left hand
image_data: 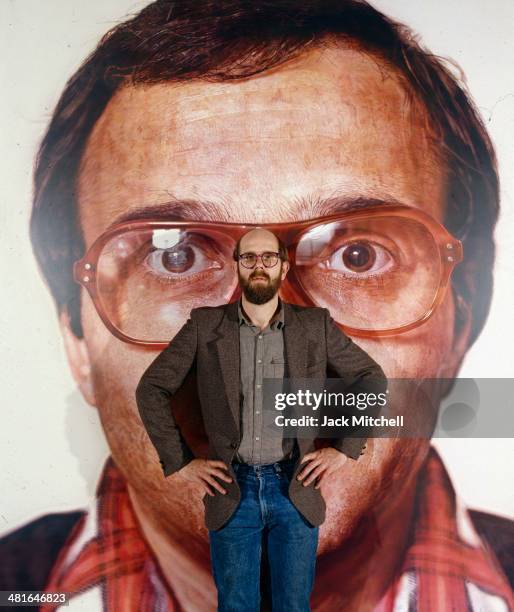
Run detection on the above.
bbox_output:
[297,447,348,489]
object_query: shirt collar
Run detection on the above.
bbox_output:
[237,296,284,330]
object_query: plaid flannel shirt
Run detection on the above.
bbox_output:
[40,447,514,611]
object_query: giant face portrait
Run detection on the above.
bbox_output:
[71,44,462,536]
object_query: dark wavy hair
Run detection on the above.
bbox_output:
[30,0,499,347]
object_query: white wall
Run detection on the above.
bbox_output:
[1,0,513,537]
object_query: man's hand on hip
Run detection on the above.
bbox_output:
[297,447,348,489]
[178,458,233,496]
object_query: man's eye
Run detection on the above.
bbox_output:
[145,241,222,278]
[158,244,196,273]
[323,240,393,276]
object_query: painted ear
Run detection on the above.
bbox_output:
[281,259,290,279]
[58,308,98,407]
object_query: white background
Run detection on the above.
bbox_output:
[1,0,513,537]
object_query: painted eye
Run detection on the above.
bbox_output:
[342,242,375,272]
[145,233,223,280]
[324,240,392,276]
[158,244,196,273]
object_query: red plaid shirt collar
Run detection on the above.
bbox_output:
[41,447,513,611]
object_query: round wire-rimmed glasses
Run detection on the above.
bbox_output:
[73,204,463,347]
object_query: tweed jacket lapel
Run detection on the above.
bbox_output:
[283,301,308,379]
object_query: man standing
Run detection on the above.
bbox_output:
[135,226,387,610]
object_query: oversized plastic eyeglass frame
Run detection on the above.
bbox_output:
[73,203,463,347]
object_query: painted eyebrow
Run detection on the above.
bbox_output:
[107,196,403,227]
[108,199,221,227]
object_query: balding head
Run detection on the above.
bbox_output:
[233,228,289,263]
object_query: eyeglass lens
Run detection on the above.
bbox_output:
[295,217,438,330]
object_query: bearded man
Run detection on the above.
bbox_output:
[136,226,387,610]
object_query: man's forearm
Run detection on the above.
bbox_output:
[324,308,388,459]
[136,377,195,476]
[332,366,388,458]
[135,314,198,476]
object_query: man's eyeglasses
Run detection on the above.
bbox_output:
[73,204,463,347]
[239,252,281,269]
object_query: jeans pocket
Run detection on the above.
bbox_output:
[233,464,251,487]
[278,464,294,486]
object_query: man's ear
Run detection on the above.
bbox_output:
[281,260,290,279]
[437,289,473,384]
[58,308,98,407]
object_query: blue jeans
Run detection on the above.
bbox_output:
[208,457,319,612]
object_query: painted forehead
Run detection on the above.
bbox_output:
[77,45,445,241]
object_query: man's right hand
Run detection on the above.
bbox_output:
[178,458,233,496]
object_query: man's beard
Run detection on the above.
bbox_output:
[238,266,282,304]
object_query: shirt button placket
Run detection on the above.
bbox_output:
[255,331,264,464]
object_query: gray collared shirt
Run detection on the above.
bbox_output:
[235,297,296,465]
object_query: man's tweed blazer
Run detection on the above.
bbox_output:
[136,300,387,531]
